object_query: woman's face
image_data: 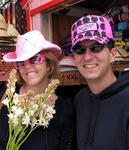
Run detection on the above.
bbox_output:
[17,54,49,86]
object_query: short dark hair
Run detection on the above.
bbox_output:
[106,39,115,50]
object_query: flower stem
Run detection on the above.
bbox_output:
[17,126,37,149]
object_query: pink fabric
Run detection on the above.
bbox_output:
[71,15,113,47]
[3,30,62,62]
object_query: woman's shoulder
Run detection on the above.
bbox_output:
[0,105,8,119]
[0,105,8,136]
[54,96,75,122]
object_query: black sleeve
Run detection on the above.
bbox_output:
[0,106,8,150]
[58,98,77,150]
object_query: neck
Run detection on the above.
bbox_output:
[20,78,57,107]
[87,71,116,94]
[21,79,49,95]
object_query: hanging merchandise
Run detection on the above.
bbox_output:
[113,21,129,31]
[15,1,27,34]
[0,0,11,9]
[0,0,17,9]
[0,0,27,34]
[0,13,19,52]
[108,5,129,61]
[59,34,72,56]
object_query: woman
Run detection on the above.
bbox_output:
[0,30,75,150]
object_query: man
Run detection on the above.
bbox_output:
[71,15,129,150]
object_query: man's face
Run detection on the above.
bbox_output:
[73,40,116,82]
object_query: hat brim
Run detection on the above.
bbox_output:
[3,41,62,62]
[72,36,110,48]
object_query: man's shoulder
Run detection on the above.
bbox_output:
[75,86,88,97]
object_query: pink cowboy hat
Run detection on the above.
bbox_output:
[3,30,62,62]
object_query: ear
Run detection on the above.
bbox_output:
[110,48,117,63]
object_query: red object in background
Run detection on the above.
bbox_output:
[21,0,28,8]
[1,4,13,24]
[1,1,27,34]
[21,0,65,31]
[121,12,129,21]
[30,0,65,16]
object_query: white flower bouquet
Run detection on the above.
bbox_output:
[2,69,60,150]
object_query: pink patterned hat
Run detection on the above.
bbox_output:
[3,30,62,62]
[71,15,113,47]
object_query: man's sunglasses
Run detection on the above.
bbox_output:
[15,54,46,69]
[71,43,106,55]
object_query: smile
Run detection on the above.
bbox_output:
[26,72,36,78]
[83,64,97,68]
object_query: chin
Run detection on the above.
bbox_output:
[27,80,40,86]
[83,74,100,80]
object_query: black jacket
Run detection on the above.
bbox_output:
[0,95,75,150]
[74,71,129,150]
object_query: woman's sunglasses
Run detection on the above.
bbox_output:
[71,43,106,55]
[15,54,46,69]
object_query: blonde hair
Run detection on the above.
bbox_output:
[16,51,59,85]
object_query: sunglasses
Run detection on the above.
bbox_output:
[72,43,106,55]
[15,54,46,69]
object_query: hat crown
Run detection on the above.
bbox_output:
[16,31,45,59]
[0,14,7,30]
[71,15,113,47]
[7,24,19,37]
[0,14,6,23]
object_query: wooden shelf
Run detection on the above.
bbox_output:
[55,63,129,86]
[113,62,129,71]
[56,70,86,86]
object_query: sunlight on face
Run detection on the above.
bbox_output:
[73,40,116,81]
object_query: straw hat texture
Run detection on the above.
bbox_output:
[0,14,19,37]
[0,14,8,30]
[7,24,20,37]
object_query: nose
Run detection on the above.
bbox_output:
[83,48,93,60]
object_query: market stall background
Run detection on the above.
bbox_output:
[0,0,129,98]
